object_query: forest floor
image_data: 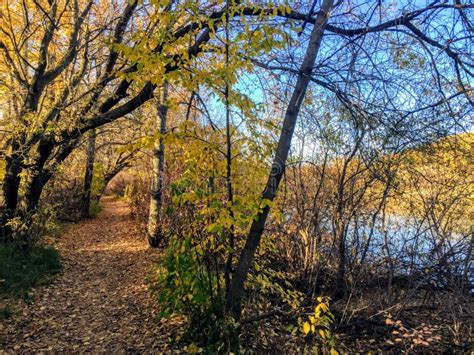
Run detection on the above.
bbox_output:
[0,197,167,353]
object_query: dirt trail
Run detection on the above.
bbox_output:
[1,197,166,353]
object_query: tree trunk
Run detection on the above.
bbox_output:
[224,10,235,295]
[226,0,334,320]
[18,140,65,249]
[81,129,96,218]
[0,150,23,239]
[24,172,50,218]
[98,169,124,199]
[17,169,55,250]
[335,222,347,299]
[24,140,79,220]
[147,82,169,247]
[24,140,55,214]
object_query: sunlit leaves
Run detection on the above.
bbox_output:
[303,321,311,334]
[299,296,338,353]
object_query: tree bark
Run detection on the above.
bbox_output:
[147,82,169,247]
[81,129,96,218]
[15,141,79,249]
[27,140,80,217]
[226,0,334,320]
[0,150,22,239]
[24,140,55,214]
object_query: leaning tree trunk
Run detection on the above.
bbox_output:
[17,169,53,251]
[147,82,169,247]
[24,140,55,215]
[226,0,334,320]
[81,129,96,218]
[97,167,126,200]
[19,140,77,249]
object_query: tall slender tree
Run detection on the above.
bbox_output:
[226,0,335,319]
[147,82,169,247]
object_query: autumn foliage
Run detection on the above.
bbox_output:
[1,0,473,353]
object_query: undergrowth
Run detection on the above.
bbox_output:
[149,236,240,353]
[89,200,103,218]
[0,243,61,298]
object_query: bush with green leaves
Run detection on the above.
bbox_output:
[150,236,239,352]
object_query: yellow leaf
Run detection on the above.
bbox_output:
[303,322,311,335]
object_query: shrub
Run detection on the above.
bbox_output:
[89,200,103,217]
[41,176,84,222]
[0,243,61,298]
[150,236,239,352]
[300,296,338,354]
